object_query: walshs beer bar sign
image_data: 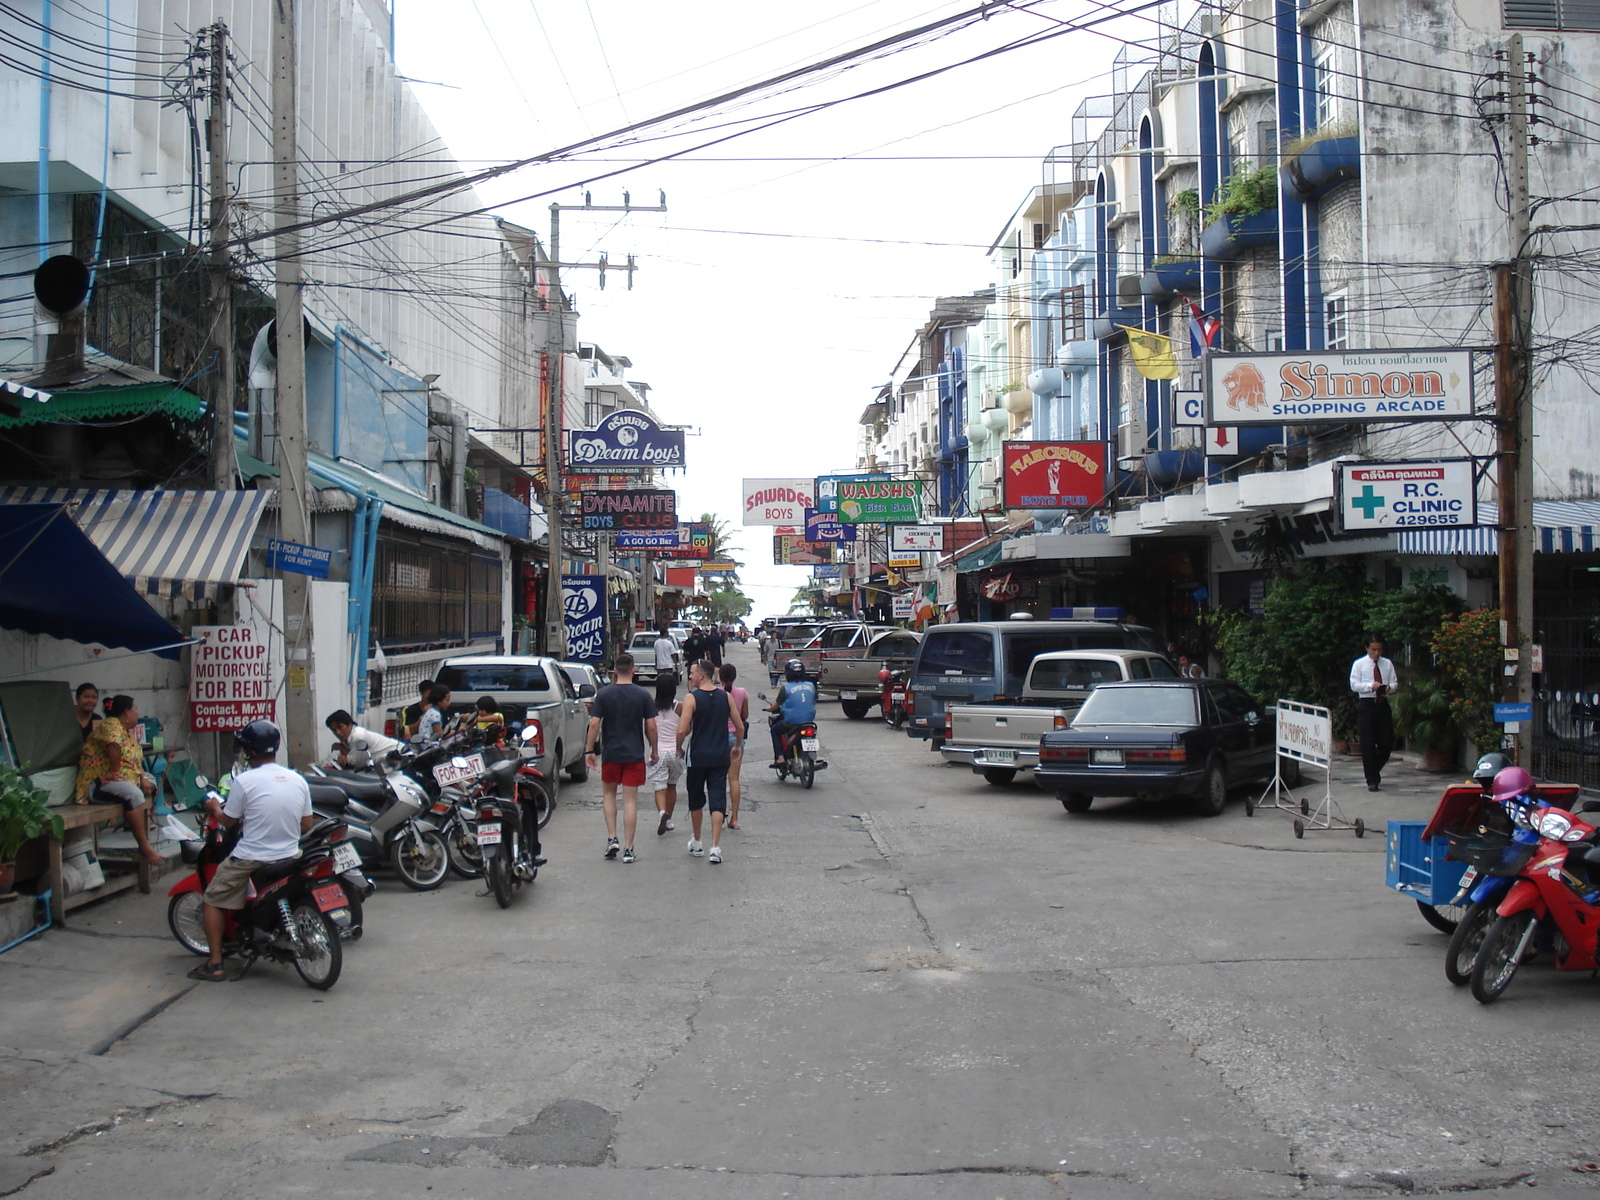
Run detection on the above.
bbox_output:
[580,489,676,530]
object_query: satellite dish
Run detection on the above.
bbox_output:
[33,255,91,316]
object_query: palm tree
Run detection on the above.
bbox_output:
[698,511,743,585]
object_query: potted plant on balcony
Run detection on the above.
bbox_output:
[1142,190,1205,299]
[1200,165,1279,260]
[1283,118,1360,204]
[0,763,64,896]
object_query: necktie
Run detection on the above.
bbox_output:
[1373,659,1381,691]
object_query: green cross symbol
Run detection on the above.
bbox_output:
[1351,484,1386,519]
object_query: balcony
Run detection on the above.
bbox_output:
[1284,134,1361,204]
[1200,209,1278,261]
[1140,258,1203,301]
[1090,306,1143,341]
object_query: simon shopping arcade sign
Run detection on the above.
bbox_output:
[1203,347,1475,425]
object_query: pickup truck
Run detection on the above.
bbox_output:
[940,649,1179,784]
[765,620,833,683]
[431,655,592,793]
[817,628,922,719]
[791,621,899,688]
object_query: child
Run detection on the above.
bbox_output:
[474,695,506,732]
[647,673,684,837]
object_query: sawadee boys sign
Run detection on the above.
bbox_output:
[1204,348,1475,425]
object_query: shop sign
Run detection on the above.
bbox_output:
[580,489,676,531]
[1204,347,1476,425]
[804,509,856,542]
[890,524,943,552]
[888,554,921,569]
[891,593,915,619]
[774,536,830,566]
[1001,441,1109,509]
[700,560,739,571]
[566,409,685,470]
[615,528,686,549]
[1338,460,1476,532]
[561,574,607,663]
[815,473,890,515]
[813,564,843,581]
[743,479,814,526]
[982,574,1021,602]
[189,623,279,732]
[264,538,331,579]
[835,479,920,524]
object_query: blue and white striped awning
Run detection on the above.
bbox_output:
[0,488,268,599]
[1396,500,1600,556]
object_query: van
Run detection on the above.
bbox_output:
[905,618,1169,745]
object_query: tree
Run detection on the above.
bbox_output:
[698,512,743,582]
[706,583,753,624]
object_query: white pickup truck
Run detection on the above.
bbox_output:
[941,649,1180,784]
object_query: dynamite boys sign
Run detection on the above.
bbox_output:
[580,489,677,530]
[566,410,686,470]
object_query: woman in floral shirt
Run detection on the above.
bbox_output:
[75,695,162,865]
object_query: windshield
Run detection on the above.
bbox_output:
[1074,686,1197,726]
[630,634,657,649]
[918,631,995,677]
[437,665,552,693]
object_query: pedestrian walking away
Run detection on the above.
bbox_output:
[705,624,726,667]
[187,720,314,982]
[1350,636,1400,791]
[652,626,681,682]
[586,653,658,863]
[676,659,745,864]
[682,627,705,668]
[719,662,750,829]
[648,674,684,836]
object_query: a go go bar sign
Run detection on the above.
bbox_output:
[1204,347,1475,425]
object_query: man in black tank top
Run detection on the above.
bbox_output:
[674,659,745,865]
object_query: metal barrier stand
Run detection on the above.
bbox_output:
[1244,699,1365,839]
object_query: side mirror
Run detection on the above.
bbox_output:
[578,683,596,699]
[519,726,539,744]
[194,774,211,789]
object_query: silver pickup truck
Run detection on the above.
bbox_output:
[941,649,1180,784]
[817,628,922,719]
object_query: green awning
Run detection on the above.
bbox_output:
[955,540,1005,572]
[235,448,279,481]
[0,381,205,429]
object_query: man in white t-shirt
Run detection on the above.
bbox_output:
[189,720,314,982]
[653,626,681,680]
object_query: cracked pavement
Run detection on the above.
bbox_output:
[0,642,1597,1199]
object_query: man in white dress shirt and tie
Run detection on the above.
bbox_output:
[1350,637,1400,791]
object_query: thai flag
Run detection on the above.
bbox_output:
[1186,297,1221,358]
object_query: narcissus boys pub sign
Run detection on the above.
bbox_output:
[1002,441,1108,509]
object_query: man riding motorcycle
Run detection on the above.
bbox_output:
[767,659,818,768]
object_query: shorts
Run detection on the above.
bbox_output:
[685,766,728,815]
[647,753,685,788]
[601,760,647,787]
[92,779,148,811]
[202,855,293,910]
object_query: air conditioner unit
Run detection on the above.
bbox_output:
[1117,274,1143,309]
[1116,421,1149,458]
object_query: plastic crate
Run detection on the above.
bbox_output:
[1385,820,1470,905]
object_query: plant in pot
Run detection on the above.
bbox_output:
[1393,671,1460,772]
[0,763,64,895]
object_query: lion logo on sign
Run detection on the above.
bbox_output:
[1222,363,1267,411]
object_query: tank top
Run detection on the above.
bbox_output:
[685,687,731,769]
[654,706,680,757]
[724,685,749,734]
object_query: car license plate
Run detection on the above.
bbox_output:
[988,749,1016,764]
[1092,749,1124,765]
[476,821,502,845]
[332,842,361,873]
[800,738,820,752]
[311,882,347,913]
[433,752,486,786]
[840,690,858,701]
[891,691,905,704]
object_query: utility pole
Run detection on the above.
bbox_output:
[205,22,236,491]
[539,191,667,661]
[272,0,315,765]
[1495,33,1536,760]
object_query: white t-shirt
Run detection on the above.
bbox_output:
[654,636,678,670]
[224,762,313,861]
[344,725,401,768]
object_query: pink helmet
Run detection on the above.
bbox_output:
[1491,765,1535,804]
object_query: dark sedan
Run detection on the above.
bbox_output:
[1033,679,1295,817]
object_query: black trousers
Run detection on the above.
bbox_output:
[1357,698,1394,785]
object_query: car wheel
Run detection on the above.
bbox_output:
[841,700,872,720]
[1192,760,1228,817]
[1278,755,1302,787]
[1059,791,1093,813]
[983,767,1017,786]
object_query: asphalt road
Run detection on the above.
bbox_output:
[2,639,1597,1200]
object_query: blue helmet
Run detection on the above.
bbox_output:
[234,719,281,758]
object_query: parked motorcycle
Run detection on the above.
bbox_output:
[879,668,909,729]
[166,788,352,989]
[470,747,546,908]
[303,753,449,890]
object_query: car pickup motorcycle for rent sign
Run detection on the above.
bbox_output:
[190,623,281,732]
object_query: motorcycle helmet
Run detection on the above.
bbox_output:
[234,719,282,758]
[784,659,807,681]
[1490,764,1534,805]
[1471,752,1511,786]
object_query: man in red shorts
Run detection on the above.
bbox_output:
[585,652,658,864]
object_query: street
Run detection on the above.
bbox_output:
[2,641,1597,1200]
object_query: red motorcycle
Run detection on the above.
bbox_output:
[167,792,354,990]
[1469,796,1600,1003]
[878,668,909,729]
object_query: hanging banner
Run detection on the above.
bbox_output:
[700,560,740,572]
[813,564,843,581]
[189,623,280,732]
[1204,347,1476,425]
[580,489,676,531]
[743,479,814,526]
[566,409,686,470]
[815,472,890,515]
[891,593,915,619]
[561,574,607,663]
[890,524,943,553]
[836,479,921,524]
[805,509,857,542]
[1338,460,1477,531]
[1002,441,1109,509]
[663,567,698,589]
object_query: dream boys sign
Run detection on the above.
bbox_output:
[566,410,685,470]
[580,489,677,530]
[561,575,607,663]
[1204,348,1475,425]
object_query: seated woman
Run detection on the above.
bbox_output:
[75,694,163,865]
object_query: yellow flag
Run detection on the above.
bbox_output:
[1120,326,1178,380]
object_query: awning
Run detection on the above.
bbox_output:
[954,540,1006,573]
[0,380,205,429]
[0,488,268,600]
[311,454,505,551]
[1396,500,1600,556]
[0,504,185,659]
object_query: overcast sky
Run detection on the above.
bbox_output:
[397,0,1144,613]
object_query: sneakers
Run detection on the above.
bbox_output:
[621,847,635,864]
[708,845,722,865]
[657,811,674,836]
[687,838,704,857]
[605,838,620,859]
